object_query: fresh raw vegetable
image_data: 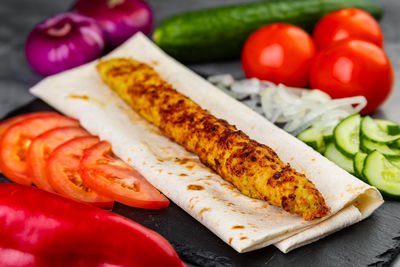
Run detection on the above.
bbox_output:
[241,23,317,87]
[80,141,169,209]
[297,126,326,153]
[208,75,366,137]
[27,126,89,192]
[25,13,105,76]
[363,151,400,198]
[376,119,400,136]
[313,8,383,49]
[153,0,383,62]
[324,142,355,174]
[298,112,400,198]
[46,136,114,209]
[0,114,79,185]
[360,138,400,158]
[354,152,367,180]
[0,112,57,139]
[310,40,394,114]
[333,114,361,157]
[361,116,400,144]
[0,183,185,267]
[72,0,153,48]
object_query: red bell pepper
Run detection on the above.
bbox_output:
[0,183,185,267]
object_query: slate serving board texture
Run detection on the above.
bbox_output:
[0,0,399,266]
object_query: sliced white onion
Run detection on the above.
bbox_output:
[208,74,367,136]
[231,78,261,94]
[208,74,235,88]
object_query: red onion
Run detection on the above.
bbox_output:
[25,13,105,76]
[72,0,153,48]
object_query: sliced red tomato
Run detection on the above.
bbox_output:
[0,114,79,184]
[0,112,58,139]
[27,126,90,192]
[80,141,169,209]
[46,136,114,209]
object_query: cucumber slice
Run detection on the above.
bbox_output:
[391,139,400,149]
[324,142,355,174]
[354,152,367,181]
[321,126,334,144]
[333,114,361,157]
[375,119,400,135]
[323,134,333,144]
[389,158,400,169]
[361,116,400,144]
[297,126,325,153]
[363,151,400,198]
[360,137,400,158]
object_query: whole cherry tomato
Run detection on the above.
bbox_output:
[241,23,317,87]
[313,8,383,49]
[310,40,393,114]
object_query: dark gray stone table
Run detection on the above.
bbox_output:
[1,0,399,266]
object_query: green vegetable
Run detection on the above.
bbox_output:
[334,114,361,157]
[297,126,325,153]
[361,116,400,144]
[324,142,355,174]
[363,151,400,198]
[153,0,383,62]
[376,119,400,136]
[360,137,400,158]
[354,152,367,181]
[389,158,400,169]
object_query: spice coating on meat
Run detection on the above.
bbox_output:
[97,58,330,220]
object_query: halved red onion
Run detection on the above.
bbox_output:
[72,0,153,48]
[25,13,105,76]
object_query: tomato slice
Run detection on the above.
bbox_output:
[0,114,79,184]
[27,127,90,192]
[80,141,169,209]
[0,112,58,139]
[47,136,114,209]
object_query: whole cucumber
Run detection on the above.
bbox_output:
[153,0,383,62]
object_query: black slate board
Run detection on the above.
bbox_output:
[1,99,400,267]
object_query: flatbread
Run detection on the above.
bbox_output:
[30,33,383,253]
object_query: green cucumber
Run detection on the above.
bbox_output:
[153,0,383,62]
[361,116,400,144]
[324,143,355,174]
[376,119,400,136]
[389,158,400,169]
[360,137,400,158]
[297,126,325,153]
[354,152,367,181]
[333,114,361,157]
[363,151,400,198]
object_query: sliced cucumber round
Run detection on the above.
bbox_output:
[363,151,400,198]
[389,158,400,169]
[297,126,326,153]
[360,137,400,158]
[375,119,400,136]
[333,114,361,157]
[361,116,400,144]
[324,142,355,174]
[298,126,324,152]
[354,152,367,181]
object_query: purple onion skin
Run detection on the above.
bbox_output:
[72,0,153,48]
[25,13,105,76]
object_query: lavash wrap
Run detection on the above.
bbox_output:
[30,33,383,253]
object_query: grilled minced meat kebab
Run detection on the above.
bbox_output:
[97,58,330,220]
